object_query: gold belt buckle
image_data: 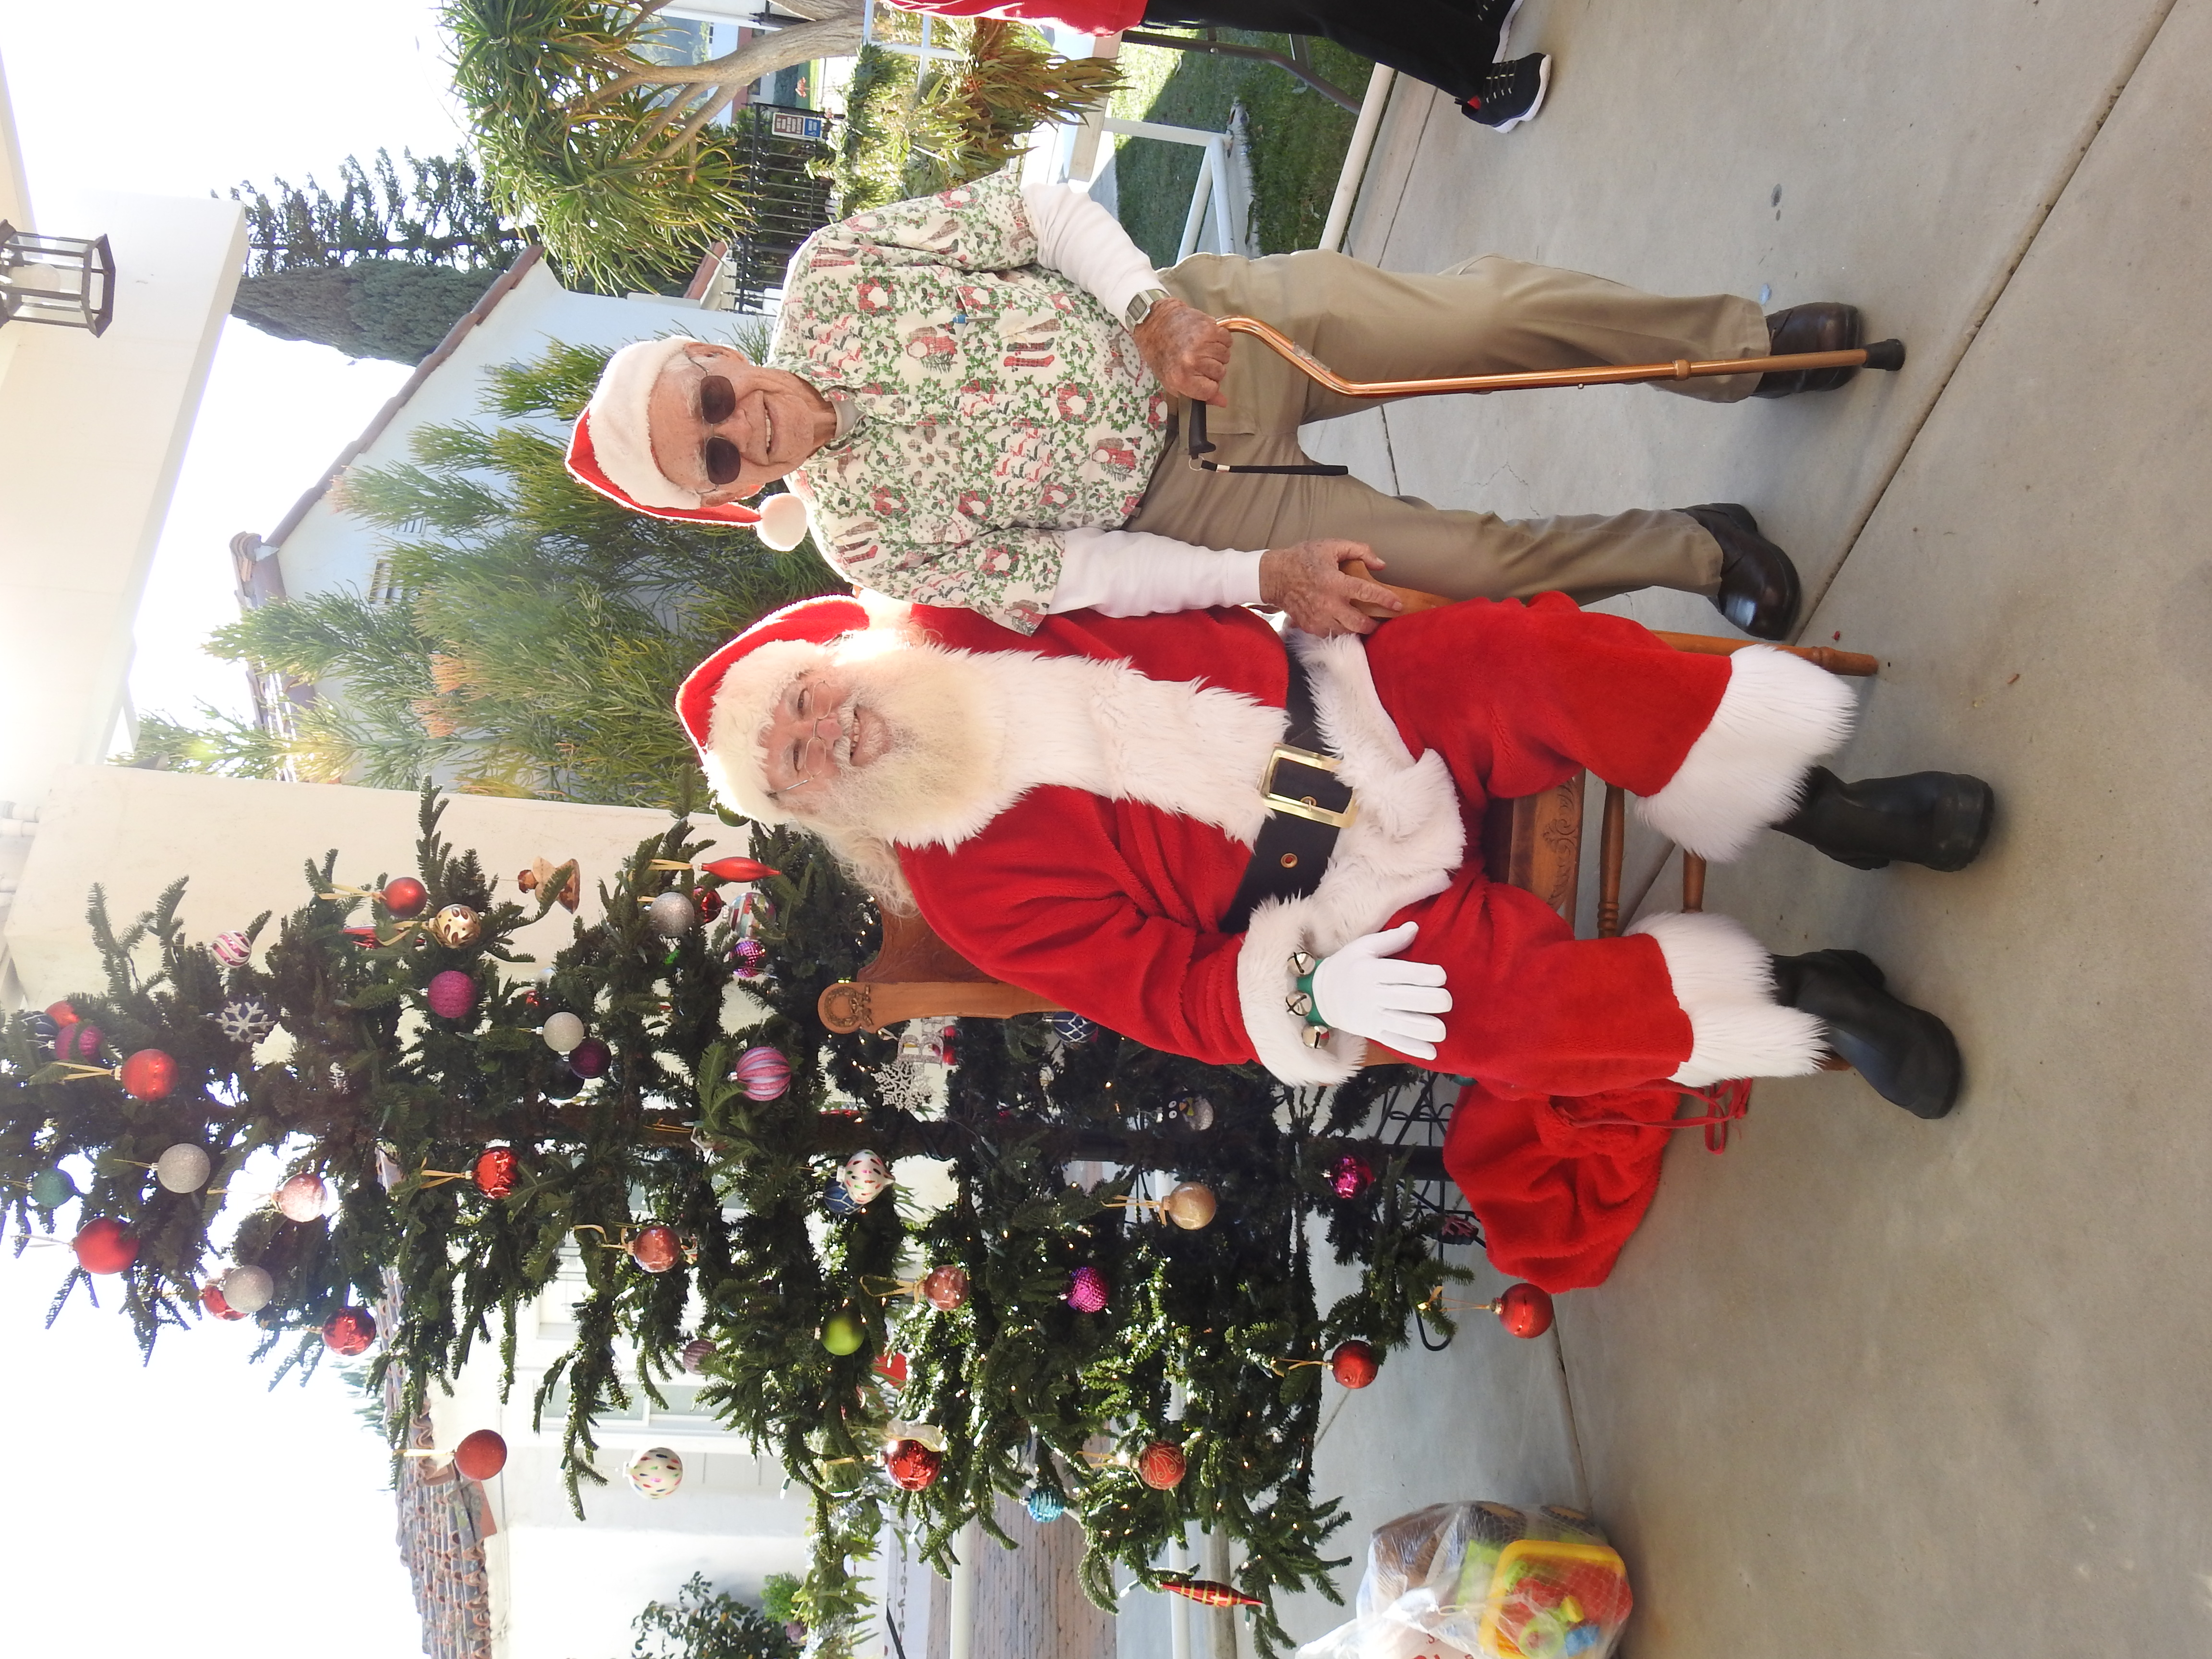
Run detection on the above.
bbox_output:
[1261,744,1358,829]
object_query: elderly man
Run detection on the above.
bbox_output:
[569,166,1867,642]
[674,590,1994,1288]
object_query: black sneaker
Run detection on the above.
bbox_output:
[1464,0,1526,61]
[1460,54,1550,132]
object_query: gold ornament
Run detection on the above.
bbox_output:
[430,904,481,948]
[1162,1181,1218,1230]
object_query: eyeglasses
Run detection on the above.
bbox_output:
[698,373,743,486]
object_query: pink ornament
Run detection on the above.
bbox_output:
[212,931,252,967]
[1329,1154,1374,1201]
[680,1337,718,1374]
[276,1173,328,1223]
[733,1045,790,1101]
[426,970,476,1020]
[56,1022,103,1062]
[1066,1265,1109,1314]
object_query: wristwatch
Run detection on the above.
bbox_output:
[1124,287,1174,329]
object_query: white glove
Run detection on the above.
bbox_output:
[1310,922,1452,1060]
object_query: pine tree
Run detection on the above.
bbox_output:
[633,1572,798,1659]
[3,792,1467,1657]
[228,148,526,362]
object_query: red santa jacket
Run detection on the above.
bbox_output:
[881,0,1142,36]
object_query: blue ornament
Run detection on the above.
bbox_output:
[1047,1011,1094,1044]
[214,996,275,1045]
[823,1178,858,1217]
[24,1012,59,1053]
[1026,1487,1064,1523]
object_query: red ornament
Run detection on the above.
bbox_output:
[453,1429,508,1480]
[71,1218,138,1274]
[55,1022,103,1062]
[700,857,780,883]
[344,927,382,948]
[630,1225,682,1273]
[425,970,476,1020]
[1495,1283,1555,1339]
[200,1283,245,1322]
[1329,1154,1374,1201]
[873,1353,910,1388]
[382,877,430,918]
[1161,1577,1263,1610]
[322,1306,378,1355]
[45,1001,79,1027]
[696,890,725,921]
[472,1147,520,1198]
[921,1264,970,1311]
[566,1036,611,1078]
[1329,1339,1380,1388]
[884,1439,942,1491]
[1137,1442,1188,1491]
[117,1048,178,1100]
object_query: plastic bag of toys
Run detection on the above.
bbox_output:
[1296,1501,1633,1659]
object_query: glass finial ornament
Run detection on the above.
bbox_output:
[822,1177,859,1217]
[214,995,274,1044]
[212,930,252,967]
[1026,1487,1065,1523]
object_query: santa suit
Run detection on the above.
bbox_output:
[858,596,1855,1288]
[689,594,1855,1287]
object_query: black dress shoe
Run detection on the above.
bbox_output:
[1682,503,1800,640]
[1775,766,1997,871]
[1771,950,1962,1118]
[1755,302,1862,397]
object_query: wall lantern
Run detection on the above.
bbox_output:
[0,222,117,337]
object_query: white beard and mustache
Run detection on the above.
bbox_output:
[767,632,1290,910]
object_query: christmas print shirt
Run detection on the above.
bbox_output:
[766,167,1171,634]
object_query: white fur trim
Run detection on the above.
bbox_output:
[1629,911,1826,1086]
[1238,897,1363,1086]
[757,492,812,551]
[1635,646,1856,861]
[702,638,833,824]
[586,337,707,511]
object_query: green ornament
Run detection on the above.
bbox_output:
[820,1310,867,1356]
[28,1169,75,1209]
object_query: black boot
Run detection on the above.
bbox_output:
[1771,951,1961,1118]
[1754,302,1862,397]
[1775,766,1996,871]
[1681,503,1801,640]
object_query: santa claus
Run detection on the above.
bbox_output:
[677,592,1994,1288]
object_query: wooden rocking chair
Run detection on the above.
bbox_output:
[817,576,1876,1065]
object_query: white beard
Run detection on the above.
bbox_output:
[791,637,1291,854]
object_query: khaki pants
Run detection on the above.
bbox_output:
[1138,251,1770,603]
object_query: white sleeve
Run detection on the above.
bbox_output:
[1022,182,1162,326]
[1048,527,1266,616]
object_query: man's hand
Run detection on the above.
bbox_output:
[1130,297,1232,406]
[1257,541,1404,637]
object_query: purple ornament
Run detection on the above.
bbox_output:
[56,1022,103,1062]
[1066,1265,1109,1314]
[733,1045,790,1101]
[727,938,768,978]
[680,1337,718,1373]
[1329,1154,1374,1201]
[567,1036,612,1078]
[426,970,476,1020]
[212,930,252,967]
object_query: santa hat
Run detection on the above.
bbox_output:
[676,595,872,821]
[566,336,813,550]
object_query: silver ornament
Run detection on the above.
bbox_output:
[646,891,697,937]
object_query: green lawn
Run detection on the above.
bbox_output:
[1106,32,1372,264]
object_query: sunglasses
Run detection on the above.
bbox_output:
[698,373,743,486]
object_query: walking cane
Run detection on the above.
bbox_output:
[1186,315,1906,475]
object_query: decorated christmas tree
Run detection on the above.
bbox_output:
[1,790,1467,1656]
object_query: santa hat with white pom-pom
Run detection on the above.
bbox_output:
[564,336,814,552]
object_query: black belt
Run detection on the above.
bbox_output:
[1219,662,1358,934]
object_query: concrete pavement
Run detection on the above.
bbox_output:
[1265,3,2212,1655]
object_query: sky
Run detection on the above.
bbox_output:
[0,5,485,1653]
